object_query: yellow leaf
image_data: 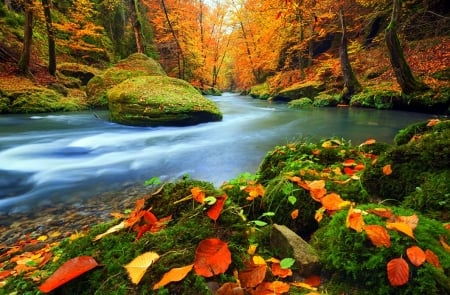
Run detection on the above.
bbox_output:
[247,244,258,256]
[291,281,317,291]
[315,207,326,223]
[153,264,193,290]
[93,221,125,241]
[125,251,160,285]
[386,222,415,239]
[252,255,267,265]
[37,235,48,241]
[49,231,62,238]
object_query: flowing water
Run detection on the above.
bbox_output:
[0,93,432,213]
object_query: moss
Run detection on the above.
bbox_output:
[249,83,271,100]
[363,122,450,201]
[312,204,450,295]
[288,97,313,109]
[350,90,401,109]
[312,93,339,107]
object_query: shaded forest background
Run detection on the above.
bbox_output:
[0,0,449,94]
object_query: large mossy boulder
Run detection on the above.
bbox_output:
[57,62,101,86]
[272,80,325,101]
[86,53,166,108]
[107,76,222,126]
[249,83,271,99]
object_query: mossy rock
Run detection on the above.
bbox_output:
[312,204,450,295]
[288,97,313,109]
[57,62,101,85]
[108,75,222,127]
[201,86,222,96]
[312,93,339,107]
[394,119,450,145]
[5,88,87,113]
[86,53,166,108]
[350,89,401,109]
[273,80,325,101]
[396,88,450,114]
[362,121,450,202]
[249,83,271,100]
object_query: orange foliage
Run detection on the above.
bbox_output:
[193,238,231,277]
[387,258,409,287]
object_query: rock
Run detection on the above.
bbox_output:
[249,83,271,99]
[273,81,325,101]
[86,53,166,108]
[108,75,222,126]
[270,224,321,277]
[57,63,101,85]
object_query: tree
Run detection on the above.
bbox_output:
[339,5,361,103]
[128,0,145,53]
[42,0,56,75]
[385,0,429,94]
[18,0,33,77]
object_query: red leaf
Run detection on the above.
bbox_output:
[39,256,98,293]
[387,257,409,286]
[238,260,267,288]
[143,211,158,224]
[271,262,292,278]
[207,194,227,222]
[425,249,441,268]
[364,225,391,248]
[193,238,231,277]
[303,275,321,287]
[406,246,426,267]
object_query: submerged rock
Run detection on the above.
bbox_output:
[108,76,222,126]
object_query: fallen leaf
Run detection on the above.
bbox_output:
[217,282,245,295]
[320,193,348,211]
[314,207,326,223]
[194,238,231,277]
[0,270,13,280]
[364,225,391,248]
[394,215,419,230]
[93,221,125,241]
[307,180,326,201]
[252,255,267,265]
[153,264,193,289]
[207,194,227,222]
[367,208,394,219]
[387,257,409,286]
[124,251,160,285]
[359,138,376,146]
[382,164,392,175]
[247,244,258,256]
[291,281,317,291]
[303,275,321,287]
[386,222,415,239]
[238,260,267,288]
[191,187,205,204]
[244,183,265,201]
[426,119,441,127]
[254,281,290,294]
[271,261,292,278]
[440,236,450,252]
[39,256,98,293]
[425,249,441,268]
[343,159,356,166]
[291,209,299,220]
[346,206,365,232]
[406,246,426,267]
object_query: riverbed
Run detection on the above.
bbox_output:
[0,93,432,214]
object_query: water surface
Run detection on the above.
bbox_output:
[0,93,432,213]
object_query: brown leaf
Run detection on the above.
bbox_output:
[253,281,290,294]
[217,282,245,295]
[303,275,321,287]
[387,257,409,286]
[406,246,426,267]
[238,260,267,288]
[153,264,193,290]
[193,238,231,277]
[364,225,391,248]
[39,256,99,293]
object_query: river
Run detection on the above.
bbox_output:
[0,93,432,213]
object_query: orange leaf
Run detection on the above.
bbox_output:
[291,281,317,291]
[254,281,290,295]
[39,256,98,293]
[191,187,205,204]
[153,264,193,290]
[359,138,376,146]
[382,164,392,175]
[343,159,356,166]
[194,238,231,277]
[425,249,441,268]
[244,183,265,201]
[426,119,441,127]
[394,214,419,230]
[303,275,321,287]
[406,246,426,267]
[346,206,365,232]
[271,262,292,278]
[440,236,450,252]
[386,222,415,239]
[287,176,310,190]
[367,208,394,219]
[207,194,227,222]
[143,211,158,224]
[238,260,267,288]
[364,225,391,248]
[291,209,299,220]
[0,270,13,280]
[320,193,349,211]
[387,257,409,286]
[308,180,327,202]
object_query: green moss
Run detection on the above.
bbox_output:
[312,204,450,294]
[249,83,271,100]
[350,90,401,109]
[288,97,313,109]
[312,93,339,107]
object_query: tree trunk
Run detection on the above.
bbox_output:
[339,6,361,103]
[129,0,145,53]
[297,11,305,79]
[18,0,33,77]
[42,0,56,75]
[385,0,429,94]
[160,0,185,79]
